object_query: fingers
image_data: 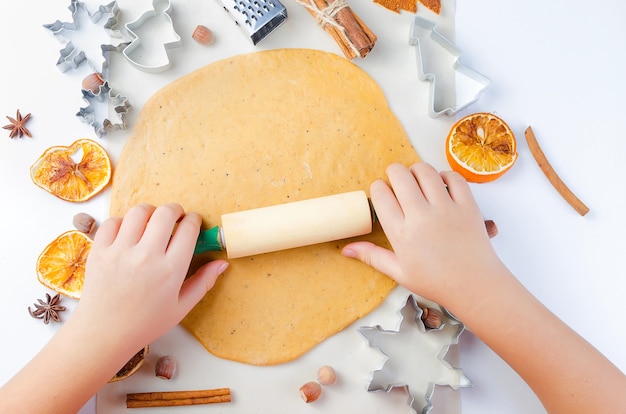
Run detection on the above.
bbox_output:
[341,242,404,282]
[92,216,122,248]
[115,204,157,246]
[385,163,426,212]
[440,170,473,203]
[369,179,404,235]
[140,203,186,252]
[166,212,202,261]
[112,204,191,253]
[409,163,452,205]
[382,163,456,213]
[177,260,229,316]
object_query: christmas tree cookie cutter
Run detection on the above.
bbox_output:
[359,295,471,414]
[409,16,490,118]
[122,0,182,73]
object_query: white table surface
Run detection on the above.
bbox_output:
[1,1,625,413]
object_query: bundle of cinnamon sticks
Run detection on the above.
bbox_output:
[298,0,377,59]
[126,388,231,408]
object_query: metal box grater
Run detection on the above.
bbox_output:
[218,0,288,45]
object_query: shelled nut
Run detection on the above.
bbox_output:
[317,365,337,386]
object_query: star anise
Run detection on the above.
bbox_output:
[28,293,66,324]
[3,109,32,139]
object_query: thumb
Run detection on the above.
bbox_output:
[177,260,229,317]
[342,242,404,282]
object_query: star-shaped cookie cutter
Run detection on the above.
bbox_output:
[44,0,123,76]
[122,0,182,73]
[409,16,490,118]
[359,295,471,414]
[76,81,130,137]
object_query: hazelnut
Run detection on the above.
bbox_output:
[317,365,337,386]
[485,219,498,238]
[82,73,105,94]
[73,212,96,235]
[299,381,321,403]
[155,355,177,380]
[420,306,444,329]
[192,25,214,45]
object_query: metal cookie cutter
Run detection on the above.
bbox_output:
[218,0,288,45]
[123,0,182,73]
[359,295,471,414]
[44,0,122,75]
[409,16,490,118]
[77,82,130,137]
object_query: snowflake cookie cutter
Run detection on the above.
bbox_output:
[43,0,123,77]
[359,295,472,414]
[77,82,130,137]
[409,16,490,118]
[122,0,182,73]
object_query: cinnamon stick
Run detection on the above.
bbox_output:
[334,2,377,57]
[300,0,377,59]
[126,388,231,408]
[524,126,590,216]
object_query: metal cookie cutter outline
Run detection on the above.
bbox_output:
[76,81,130,137]
[359,295,471,414]
[122,0,182,73]
[43,0,122,75]
[409,16,490,118]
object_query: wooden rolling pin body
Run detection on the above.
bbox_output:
[221,191,372,258]
[193,190,499,258]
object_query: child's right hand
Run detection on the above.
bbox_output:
[342,162,507,313]
[77,203,228,354]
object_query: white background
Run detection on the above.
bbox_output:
[1,0,624,413]
[454,2,626,412]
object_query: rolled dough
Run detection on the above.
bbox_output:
[110,49,420,365]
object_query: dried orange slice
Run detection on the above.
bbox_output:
[30,139,112,202]
[110,346,149,382]
[36,230,92,299]
[446,113,518,183]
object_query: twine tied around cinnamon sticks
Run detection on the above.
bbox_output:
[297,0,377,59]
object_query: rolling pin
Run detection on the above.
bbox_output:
[194,190,498,258]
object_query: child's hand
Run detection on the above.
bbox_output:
[342,163,505,310]
[76,203,228,351]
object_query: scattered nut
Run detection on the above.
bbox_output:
[155,355,177,380]
[73,212,96,235]
[299,381,321,403]
[82,73,105,94]
[485,219,498,238]
[420,306,444,329]
[317,365,337,386]
[192,25,214,45]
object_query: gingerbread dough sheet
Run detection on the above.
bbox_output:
[110,49,420,365]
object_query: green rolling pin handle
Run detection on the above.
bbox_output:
[194,225,224,254]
